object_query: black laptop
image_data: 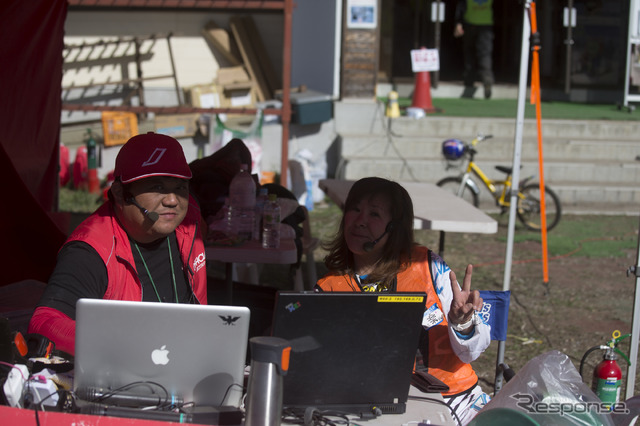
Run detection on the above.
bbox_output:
[271,291,426,416]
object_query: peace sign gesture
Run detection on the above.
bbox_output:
[448,265,483,333]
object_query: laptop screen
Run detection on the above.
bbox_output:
[271,291,426,416]
[74,299,250,408]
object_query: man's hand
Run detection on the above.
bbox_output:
[448,265,483,334]
[454,23,464,38]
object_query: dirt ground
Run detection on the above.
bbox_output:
[420,218,640,398]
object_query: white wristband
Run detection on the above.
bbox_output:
[450,310,481,331]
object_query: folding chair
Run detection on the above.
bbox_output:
[478,290,515,390]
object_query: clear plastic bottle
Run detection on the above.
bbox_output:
[261,194,281,249]
[223,197,236,236]
[228,164,256,241]
[253,188,269,241]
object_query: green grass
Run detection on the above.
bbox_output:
[59,186,102,213]
[498,214,639,258]
[383,96,638,121]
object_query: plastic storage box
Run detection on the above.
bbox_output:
[101,111,138,147]
[289,90,333,125]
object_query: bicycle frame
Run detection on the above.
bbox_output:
[457,158,516,208]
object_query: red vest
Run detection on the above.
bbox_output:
[67,196,207,304]
[316,246,477,395]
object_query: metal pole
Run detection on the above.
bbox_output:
[495,0,531,394]
[134,37,146,120]
[433,0,443,87]
[623,0,636,109]
[625,212,640,399]
[280,0,293,187]
[564,0,574,94]
[166,33,183,106]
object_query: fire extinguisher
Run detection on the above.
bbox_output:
[580,330,630,409]
[85,128,101,195]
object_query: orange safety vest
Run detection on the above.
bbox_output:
[316,246,477,396]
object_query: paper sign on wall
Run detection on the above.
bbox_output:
[347,0,377,29]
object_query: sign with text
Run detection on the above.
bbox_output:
[411,48,440,72]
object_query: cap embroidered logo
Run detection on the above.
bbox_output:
[142,148,167,167]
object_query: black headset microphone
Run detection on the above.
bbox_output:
[362,222,394,252]
[127,196,159,222]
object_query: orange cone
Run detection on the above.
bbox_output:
[411,71,437,113]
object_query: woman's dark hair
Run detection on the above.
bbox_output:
[323,177,415,286]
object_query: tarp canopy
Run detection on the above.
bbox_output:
[0,0,68,286]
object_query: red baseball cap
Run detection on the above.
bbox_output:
[114,132,192,184]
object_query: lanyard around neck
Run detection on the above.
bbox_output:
[133,237,178,303]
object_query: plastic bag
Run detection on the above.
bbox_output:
[291,149,327,211]
[482,350,614,425]
[210,110,263,175]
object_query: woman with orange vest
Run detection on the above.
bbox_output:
[315,177,491,425]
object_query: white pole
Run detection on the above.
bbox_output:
[494,0,531,394]
[625,213,640,399]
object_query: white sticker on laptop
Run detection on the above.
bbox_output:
[422,303,444,329]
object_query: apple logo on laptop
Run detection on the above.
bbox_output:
[151,345,170,365]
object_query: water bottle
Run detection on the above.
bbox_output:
[262,194,281,249]
[253,188,269,241]
[228,164,256,241]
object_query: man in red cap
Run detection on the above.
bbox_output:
[29,132,208,355]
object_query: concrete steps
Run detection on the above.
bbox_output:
[333,101,640,215]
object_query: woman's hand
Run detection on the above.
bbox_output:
[448,264,483,334]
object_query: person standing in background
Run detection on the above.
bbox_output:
[454,0,495,99]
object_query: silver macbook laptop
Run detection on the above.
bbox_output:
[74,299,250,408]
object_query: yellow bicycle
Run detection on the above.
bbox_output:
[436,133,562,231]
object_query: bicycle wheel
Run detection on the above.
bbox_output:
[436,177,479,207]
[516,183,562,231]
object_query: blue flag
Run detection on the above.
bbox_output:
[478,290,510,341]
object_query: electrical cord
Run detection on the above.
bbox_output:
[281,407,356,425]
[408,395,463,426]
[80,381,174,409]
[216,382,244,407]
[509,290,553,347]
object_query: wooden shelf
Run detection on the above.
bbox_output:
[63,0,293,184]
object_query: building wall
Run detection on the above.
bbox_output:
[291,0,340,97]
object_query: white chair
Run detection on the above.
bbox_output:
[288,159,307,206]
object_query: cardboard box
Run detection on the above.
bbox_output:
[187,83,221,108]
[289,90,333,125]
[155,114,200,138]
[217,66,250,86]
[220,82,255,108]
[186,81,255,109]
